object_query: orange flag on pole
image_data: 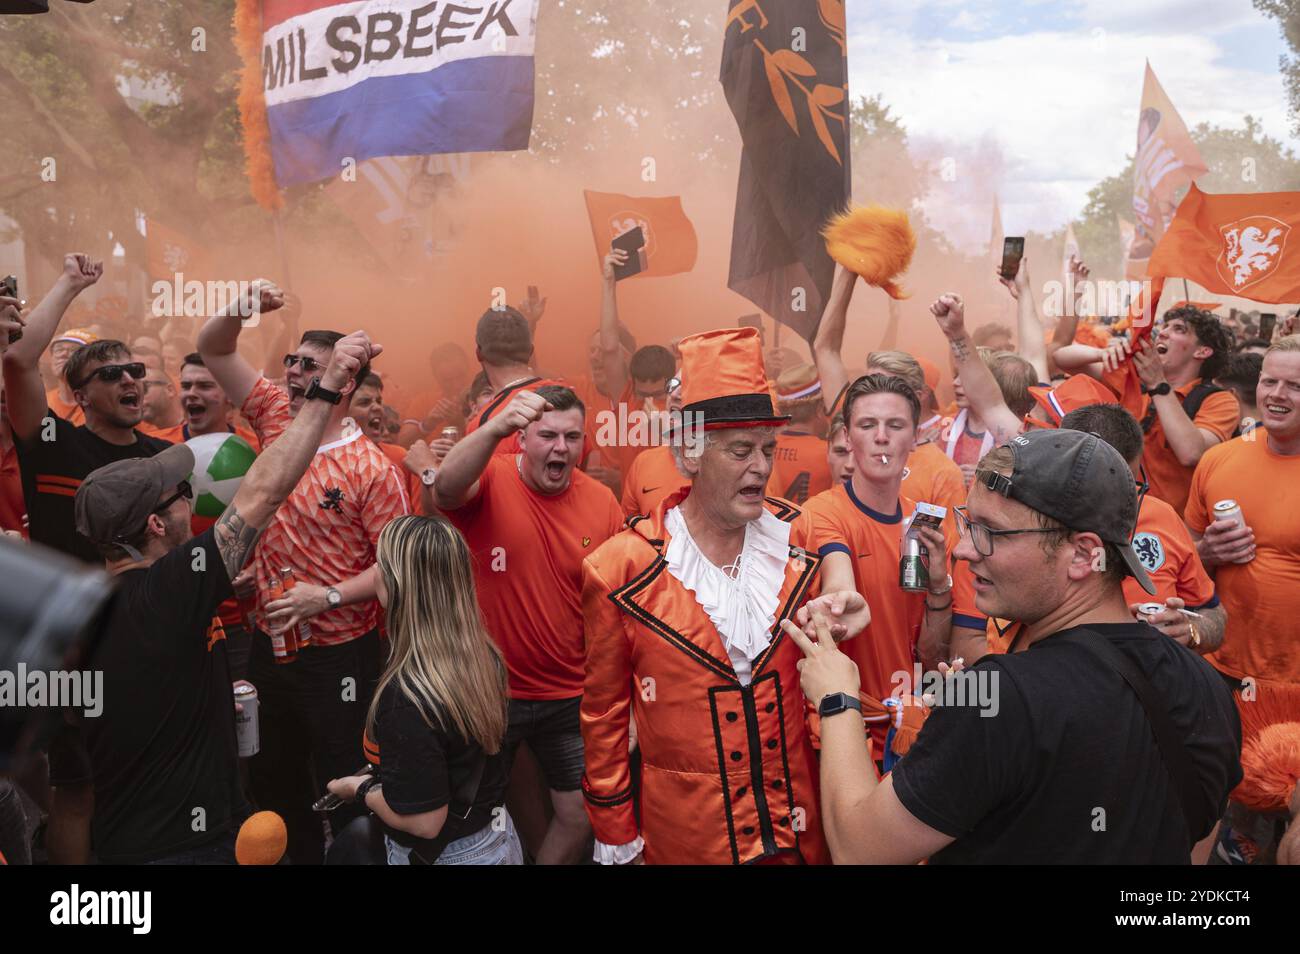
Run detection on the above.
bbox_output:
[1113,183,1300,416]
[1125,62,1208,281]
[583,190,698,278]
[1147,183,1300,302]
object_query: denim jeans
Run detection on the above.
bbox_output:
[385,809,524,865]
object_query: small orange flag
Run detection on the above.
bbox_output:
[583,190,698,278]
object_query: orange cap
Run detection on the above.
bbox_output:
[1027,374,1120,427]
[678,328,790,429]
[52,328,99,347]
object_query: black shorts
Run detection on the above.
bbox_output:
[502,697,584,792]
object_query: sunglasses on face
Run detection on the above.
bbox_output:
[153,479,193,515]
[75,362,146,389]
[283,354,325,374]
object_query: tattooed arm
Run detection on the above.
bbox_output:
[929,294,1024,444]
[214,330,380,578]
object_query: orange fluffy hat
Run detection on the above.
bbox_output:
[678,328,790,430]
[1231,680,1300,814]
[822,205,916,299]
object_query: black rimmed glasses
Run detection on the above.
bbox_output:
[954,505,1061,558]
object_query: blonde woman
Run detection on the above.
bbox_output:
[327,515,521,864]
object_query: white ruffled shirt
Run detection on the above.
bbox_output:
[593,505,792,864]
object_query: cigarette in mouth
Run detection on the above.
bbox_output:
[881,454,889,464]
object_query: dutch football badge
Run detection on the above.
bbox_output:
[1132,532,1166,573]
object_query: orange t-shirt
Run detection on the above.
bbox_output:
[1185,435,1300,682]
[444,455,624,699]
[902,441,966,514]
[0,443,26,537]
[769,431,831,505]
[1140,378,1239,516]
[46,389,84,426]
[241,377,410,645]
[1122,493,1217,610]
[803,483,986,751]
[620,444,686,517]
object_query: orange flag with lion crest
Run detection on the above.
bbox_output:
[1112,184,1300,417]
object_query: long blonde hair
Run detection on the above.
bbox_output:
[366,515,508,753]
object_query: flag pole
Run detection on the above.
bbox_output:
[1182,277,1191,305]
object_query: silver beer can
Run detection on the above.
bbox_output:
[234,681,260,757]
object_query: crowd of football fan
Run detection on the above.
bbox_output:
[0,249,1296,866]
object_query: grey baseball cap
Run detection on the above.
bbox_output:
[976,429,1156,595]
[74,443,195,559]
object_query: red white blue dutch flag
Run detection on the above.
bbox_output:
[260,0,539,186]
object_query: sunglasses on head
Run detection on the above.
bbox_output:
[283,354,325,374]
[153,479,193,515]
[75,362,146,389]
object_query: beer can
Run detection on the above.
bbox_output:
[279,567,313,649]
[1136,602,1166,619]
[234,682,260,757]
[441,426,461,442]
[900,536,929,592]
[1213,499,1243,529]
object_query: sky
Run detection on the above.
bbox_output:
[844,0,1294,250]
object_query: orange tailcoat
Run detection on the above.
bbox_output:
[580,490,830,865]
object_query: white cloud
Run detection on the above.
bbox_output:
[845,14,1292,248]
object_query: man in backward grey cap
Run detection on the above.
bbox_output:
[785,428,1242,864]
[68,330,379,865]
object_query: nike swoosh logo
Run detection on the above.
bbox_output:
[641,486,659,494]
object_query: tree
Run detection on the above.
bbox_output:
[0,0,259,280]
[1255,0,1300,137]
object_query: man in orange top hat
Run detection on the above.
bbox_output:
[580,327,869,865]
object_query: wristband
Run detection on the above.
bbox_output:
[925,596,953,613]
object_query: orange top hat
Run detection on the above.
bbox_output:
[678,328,790,429]
[1027,374,1119,427]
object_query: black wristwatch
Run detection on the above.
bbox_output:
[304,376,343,405]
[817,692,862,719]
[355,775,380,802]
[1143,382,1172,397]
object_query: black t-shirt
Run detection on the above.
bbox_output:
[15,412,172,564]
[891,623,1242,864]
[82,527,247,863]
[373,679,509,862]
